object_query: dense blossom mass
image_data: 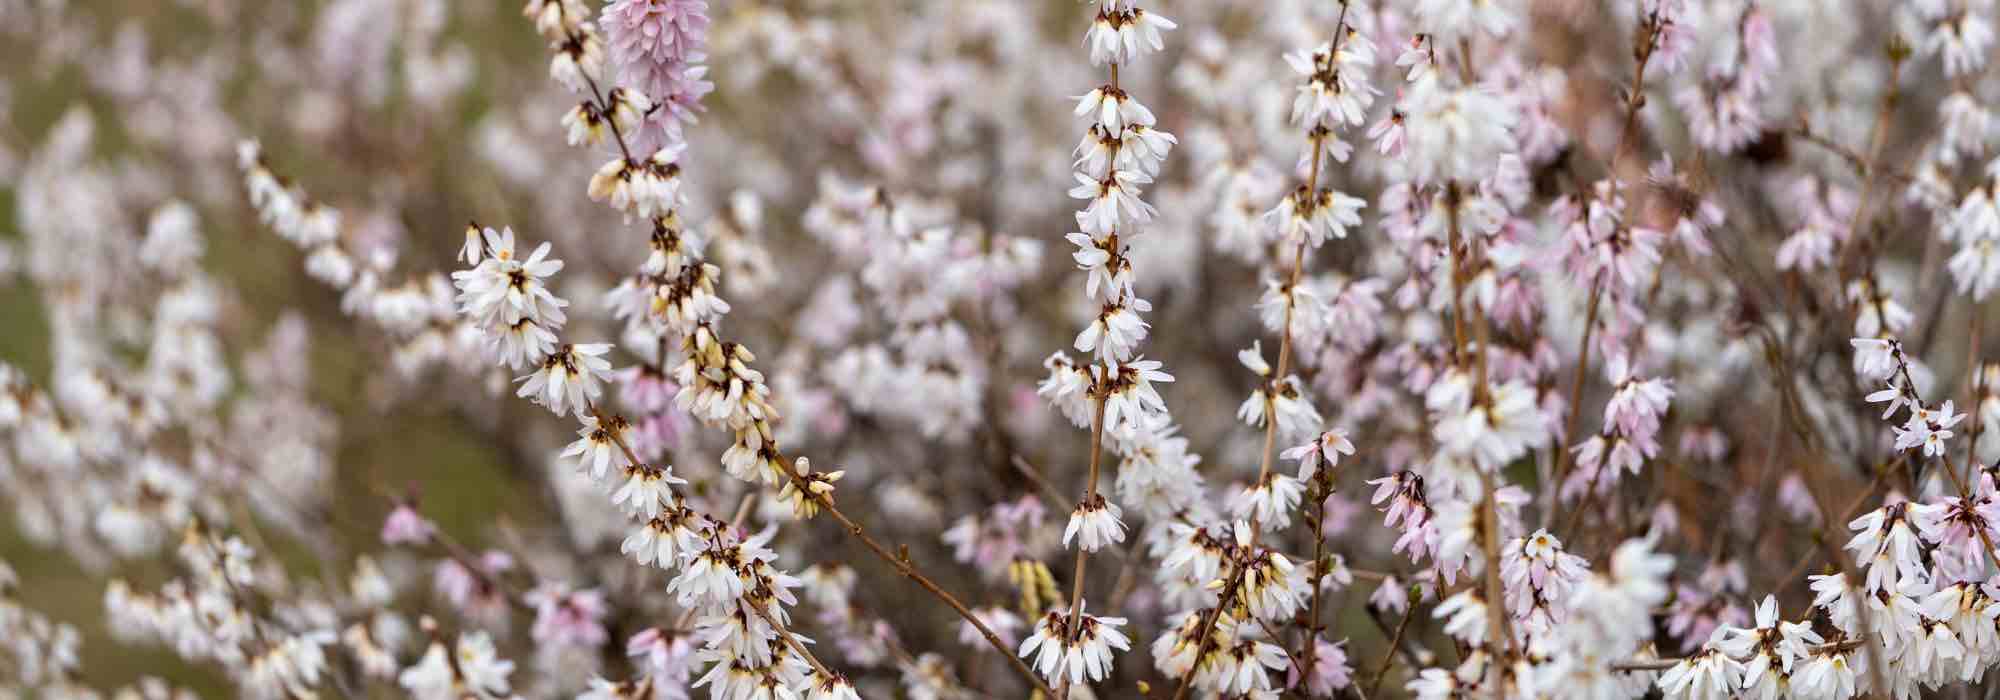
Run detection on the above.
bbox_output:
[4,0,2000,699]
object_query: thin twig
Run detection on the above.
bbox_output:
[1056,398,1111,700]
[1367,601,1416,698]
[1548,273,1605,529]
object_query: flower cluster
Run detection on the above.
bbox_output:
[599,0,712,152]
[240,142,479,376]
[106,525,344,700]
[1565,353,1675,500]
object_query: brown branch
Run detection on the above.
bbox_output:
[1056,398,1111,700]
[1367,600,1417,697]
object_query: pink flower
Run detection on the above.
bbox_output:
[1288,637,1353,696]
[434,551,517,623]
[629,409,690,460]
[601,0,714,153]
[381,503,434,545]
[1914,488,1999,580]
[527,583,609,648]
[616,364,678,412]
[1370,576,1408,614]
[1281,429,1356,481]
[1319,495,1361,539]
[1777,473,1822,524]
[959,607,1024,649]
[627,627,697,692]
[1368,472,1437,564]
[603,0,708,65]
[942,496,1050,575]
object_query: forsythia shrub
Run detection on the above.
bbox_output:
[2,0,1999,699]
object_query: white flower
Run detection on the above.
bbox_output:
[1949,239,2000,300]
[1566,537,1674,654]
[1951,181,2000,245]
[1846,504,1927,592]
[550,31,605,92]
[670,543,749,610]
[1231,474,1304,531]
[516,343,616,417]
[1282,429,1357,481]
[1017,605,1132,685]
[1073,86,1156,133]
[959,607,1025,649]
[451,228,569,332]
[400,632,515,700]
[610,466,687,519]
[560,414,625,480]
[1160,523,1226,587]
[1084,13,1123,66]
[1195,636,1289,696]
[1849,337,1901,380]
[1117,9,1176,63]
[1102,358,1174,431]
[297,205,340,247]
[1070,169,1158,237]
[588,150,686,219]
[1238,340,1273,377]
[303,245,355,288]
[489,318,558,371]
[604,87,652,134]
[1085,8,1177,65]
[1602,355,1673,438]
[1074,298,1152,363]
[1434,588,1489,645]
[1063,495,1126,552]
[1265,187,1368,247]
[692,649,813,699]
[1241,548,1308,622]
[1434,380,1548,472]
[1371,576,1409,614]
[1656,637,1742,700]
[1415,0,1516,41]
[1925,582,2000,677]
[524,0,585,40]
[1308,188,1368,243]
[1120,124,1178,175]
[1718,596,1820,699]
[1500,529,1587,629]
[1407,666,1464,700]
[1791,649,1858,700]
[808,674,862,700]
[1928,13,1995,77]
[398,641,456,700]
[1239,375,1323,444]
[453,631,516,696]
[1074,127,1120,180]
[246,633,333,699]
[621,511,700,569]
[141,202,205,273]
[1892,400,1966,458]
[1039,352,1097,427]
[1809,573,1864,635]
[561,102,605,147]
[1867,379,1914,420]
[1400,78,1519,184]
[1067,231,1131,300]
[1285,41,1378,129]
